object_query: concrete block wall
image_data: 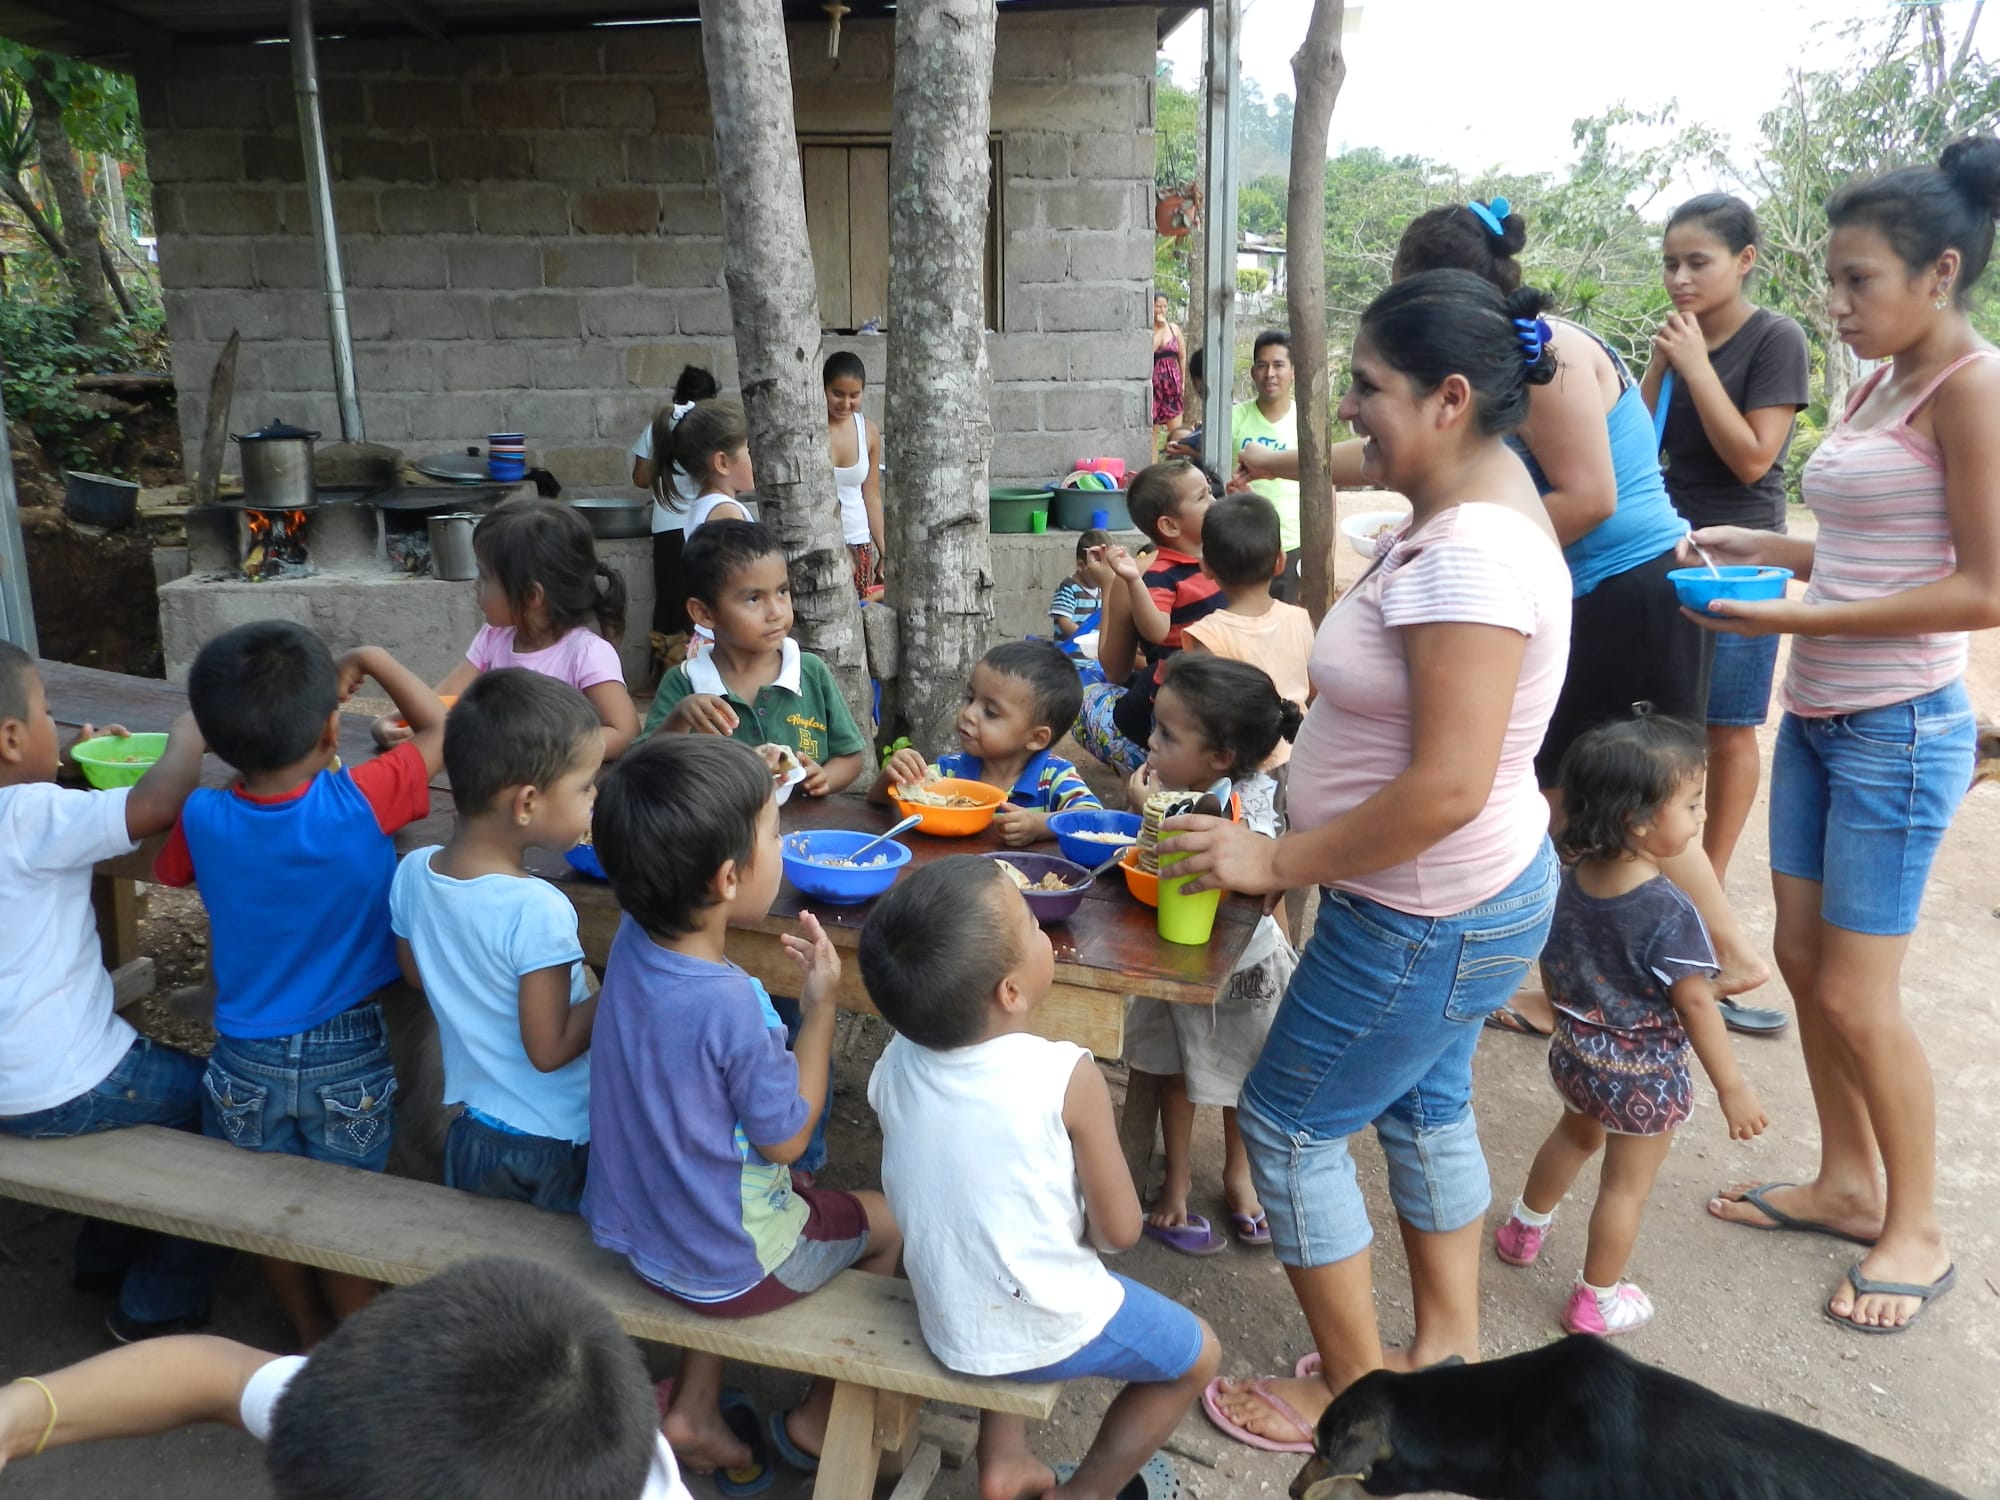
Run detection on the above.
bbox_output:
[139,10,1159,499]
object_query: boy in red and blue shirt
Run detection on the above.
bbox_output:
[157,620,443,1342]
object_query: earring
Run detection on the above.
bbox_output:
[1936,282,1954,309]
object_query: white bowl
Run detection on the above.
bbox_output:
[1341,508,1409,559]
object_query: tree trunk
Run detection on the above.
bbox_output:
[885,0,998,754]
[1185,222,1206,428]
[1287,0,1346,626]
[23,61,117,344]
[698,0,870,733]
[0,171,67,263]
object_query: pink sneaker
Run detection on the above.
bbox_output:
[1494,1214,1547,1267]
[1561,1281,1654,1336]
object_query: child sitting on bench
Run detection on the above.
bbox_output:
[0,1255,691,1500]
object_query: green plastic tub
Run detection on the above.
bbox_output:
[989,487,1052,534]
[70,732,169,789]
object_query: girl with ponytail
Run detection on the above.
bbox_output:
[1697,137,2000,1336]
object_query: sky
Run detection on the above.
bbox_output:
[1159,0,1967,181]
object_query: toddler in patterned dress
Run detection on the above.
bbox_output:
[1494,716,1767,1335]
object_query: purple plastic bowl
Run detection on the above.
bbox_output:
[982,851,1092,924]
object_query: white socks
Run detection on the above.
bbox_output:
[1511,1196,1555,1228]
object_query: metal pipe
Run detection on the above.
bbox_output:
[289,0,364,442]
[1201,0,1240,415]
[0,380,38,653]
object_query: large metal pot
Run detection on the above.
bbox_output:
[233,419,320,509]
[428,513,481,581]
[568,497,652,540]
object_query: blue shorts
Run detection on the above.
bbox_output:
[1705,631,1780,728]
[202,1003,397,1171]
[444,1107,588,1214]
[1240,841,1559,1268]
[1008,1274,1207,1384]
[1768,681,1975,936]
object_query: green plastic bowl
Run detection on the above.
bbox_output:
[70,732,169,789]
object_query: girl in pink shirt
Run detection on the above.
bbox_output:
[1690,138,2000,1336]
[1162,269,1570,1452]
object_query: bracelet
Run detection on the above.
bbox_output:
[11,1376,57,1457]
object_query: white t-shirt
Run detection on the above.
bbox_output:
[631,411,700,535]
[0,783,140,1115]
[240,1355,691,1500]
[389,849,593,1142]
[832,411,872,545]
[686,491,756,537]
[868,1032,1125,1376]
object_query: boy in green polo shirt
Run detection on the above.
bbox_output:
[1230,330,1301,601]
[642,520,865,797]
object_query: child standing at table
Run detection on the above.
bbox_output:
[0,644,220,1343]
[389,670,603,1213]
[870,640,1101,848]
[584,735,902,1480]
[1180,493,1312,770]
[862,858,1218,1500]
[1124,654,1302,1253]
[1493,716,1766,1334]
[159,621,446,1346]
[372,499,638,760]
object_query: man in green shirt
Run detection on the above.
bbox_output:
[1230,330,1301,601]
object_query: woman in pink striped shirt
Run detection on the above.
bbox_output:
[1686,138,2000,1335]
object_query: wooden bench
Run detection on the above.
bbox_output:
[0,1127,1057,1500]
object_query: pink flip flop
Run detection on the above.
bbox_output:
[1293,1351,1322,1381]
[1200,1376,1317,1454]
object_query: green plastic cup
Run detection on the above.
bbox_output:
[1029,508,1048,534]
[1156,850,1221,945]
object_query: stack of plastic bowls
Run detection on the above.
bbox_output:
[488,433,527,482]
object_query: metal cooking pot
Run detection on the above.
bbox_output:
[428,513,481,581]
[232,419,320,509]
[568,497,653,540]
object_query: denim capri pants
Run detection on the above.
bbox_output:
[1768,680,1975,936]
[1238,840,1559,1269]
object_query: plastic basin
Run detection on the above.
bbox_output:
[69,732,168,789]
[1667,565,1793,613]
[781,830,912,905]
[983,851,1092,924]
[990,489,1052,534]
[887,777,1006,836]
[1048,808,1142,868]
[564,842,606,879]
[1119,848,1160,908]
[1052,488,1132,531]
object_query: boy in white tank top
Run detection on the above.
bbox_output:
[861,859,1218,1500]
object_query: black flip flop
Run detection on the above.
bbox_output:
[1482,1005,1550,1039]
[1720,998,1790,1035]
[1721,1182,1879,1246]
[1824,1262,1957,1335]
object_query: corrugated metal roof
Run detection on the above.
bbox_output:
[1,1,1201,68]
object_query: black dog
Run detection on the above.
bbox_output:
[1289,1336,1965,1500]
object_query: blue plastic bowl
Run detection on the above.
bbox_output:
[781,830,912,905]
[1668,565,1793,613]
[564,842,606,879]
[1047,808,1142,868]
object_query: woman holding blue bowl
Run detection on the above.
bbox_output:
[1688,140,2000,1335]
[1163,268,1568,1446]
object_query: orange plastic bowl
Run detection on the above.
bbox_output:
[391,693,457,731]
[1119,848,1160,907]
[888,777,1006,837]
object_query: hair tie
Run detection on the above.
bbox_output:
[1467,197,1511,238]
[1513,315,1553,366]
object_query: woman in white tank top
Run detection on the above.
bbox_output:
[825,352,886,596]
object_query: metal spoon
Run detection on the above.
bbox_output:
[849,813,923,862]
[1687,531,1723,579]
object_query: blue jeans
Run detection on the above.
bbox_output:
[0,1036,224,1323]
[769,996,829,1177]
[1768,681,1976,936]
[201,1003,397,1171]
[444,1108,589,1214]
[1008,1274,1207,1384]
[1239,841,1560,1268]
[1705,630,1780,727]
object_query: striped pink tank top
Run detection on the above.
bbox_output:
[1782,351,1994,717]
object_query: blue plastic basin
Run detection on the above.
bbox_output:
[781,830,912,905]
[1667,565,1793,613]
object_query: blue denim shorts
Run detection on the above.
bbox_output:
[1008,1274,1208,1384]
[1239,840,1559,1268]
[1768,681,1976,936]
[444,1107,589,1214]
[1705,630,1781,728]
[202,1003,397,1171]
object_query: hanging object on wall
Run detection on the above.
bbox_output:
[824,1,850,59]
[1155,183,1202,239]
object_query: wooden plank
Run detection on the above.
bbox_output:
[814,1382,883,1500]
[887,1443,942,1500]
[110,957,156,1013]
[1118,1068,1164,1188]
[801,146,852,330]
[847,146,890,329]
[91,874,142,970]
[194,332,239,510]
[0,1127,1059,1420]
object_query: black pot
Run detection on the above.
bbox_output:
[63,470,140,530]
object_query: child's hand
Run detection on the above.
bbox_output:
[332,647,379,702]
[59,721,128,775]
[1082,547,1119,590]
[1103,545,1143,582]
[798,756,832,797]
[781,911,842,1008]
[370,712,414,750]
[1719,1082,1767,1140]
[992,803,1043,848]
[667,694,740,736]
[1126,762,1160,810]
[882,746,930,788]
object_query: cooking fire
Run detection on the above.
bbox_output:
[242,508,314,581]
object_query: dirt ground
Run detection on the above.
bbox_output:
[5,500,1999,1499]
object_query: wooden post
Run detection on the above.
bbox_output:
[884,0,999,754]
[1199,0,1242,412]
[91,874,143,970]
[1118,1068,1165,1190]
[814,1380,885,1500]
[1288,0,1348,627]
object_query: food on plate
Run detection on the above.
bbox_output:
[785,836,891,869]
[1070,829,1136,845]
[994,859,1073,893]
[894,770,985,809]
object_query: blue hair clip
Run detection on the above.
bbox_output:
[1513,315,1553,365]
[1466,197,1512,238]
